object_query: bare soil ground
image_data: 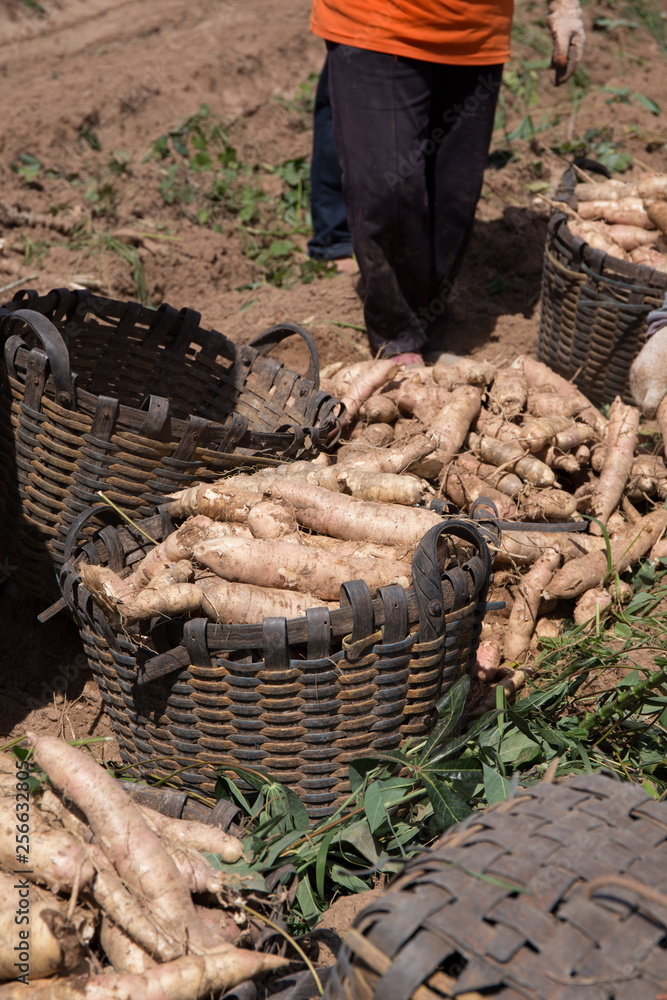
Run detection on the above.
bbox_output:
[0,0,665,759]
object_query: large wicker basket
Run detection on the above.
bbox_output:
[0,287,342,603]
[325,773,667,1000]
[538,211,667,407]
[58,503,495,819]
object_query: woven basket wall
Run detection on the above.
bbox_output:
[58,505,495,819]
[325,773,667,1000]
[538,211,667,407]
[0,287,342,603]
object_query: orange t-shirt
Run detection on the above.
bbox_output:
[310,0,513,65]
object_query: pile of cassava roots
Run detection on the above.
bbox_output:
[0,737,286,998]
[80,351,667,714]
[562,171,667,270]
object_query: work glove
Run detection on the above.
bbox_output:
[629,293,667,418]
[546,0,585,85]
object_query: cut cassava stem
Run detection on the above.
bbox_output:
[589,397,640,533]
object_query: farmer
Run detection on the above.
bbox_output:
[309,0,586,365]
[306,54,353,269]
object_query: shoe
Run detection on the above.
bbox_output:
[392,352,424,368]
[423,350,461,366]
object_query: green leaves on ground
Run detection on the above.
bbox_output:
[145,102,326,286]
[210,557,667,930]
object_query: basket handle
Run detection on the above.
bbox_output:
[1,308,74,408]
[411,519,492,644]
[248,322,320,388]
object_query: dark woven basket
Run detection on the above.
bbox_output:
[58,502,495,818]
[325,773,667,1000]
[538,211,667,407]
[0,287,342,603]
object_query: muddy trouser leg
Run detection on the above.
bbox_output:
[327,43,435,356]
[424,64,503,353]
[307,53,353,260]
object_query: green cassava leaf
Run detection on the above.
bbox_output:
[296,873,322,926]
[421,772,473,831]
[421,676,471,761]
[482,764,512,805]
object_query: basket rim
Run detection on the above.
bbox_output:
[0,287,345,451]
[548,211,667,295]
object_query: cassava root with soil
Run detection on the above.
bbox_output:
[562,172,667,268]
[0,737,285,998]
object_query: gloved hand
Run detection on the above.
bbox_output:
[630,295,667,417]
[546,0,585,86]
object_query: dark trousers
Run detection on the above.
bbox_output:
[327,44,502,356]
[307,56,353,261]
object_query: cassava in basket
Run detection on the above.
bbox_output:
[58,501,496,819]
[325,773,667,1000]
[538,211,667,408]
[0,287,342,603]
